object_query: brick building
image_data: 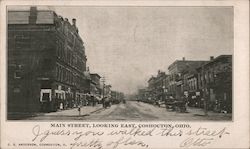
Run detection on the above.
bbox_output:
[147,70,167,103]
[90,73,101,96]
[167,57,207,99]
[8,7,88,116]
[197,55,232,112]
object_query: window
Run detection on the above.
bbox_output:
[62,68,65,81]
[56,65,60,80]
[68,53,72,65]
[63,48,66,62]
[59,66,62,81]
[194,79,197,90]
[56,40,60,58]
[15,34,30,49]
[69,33,74,44]
[70,72,73,85]
[65,49,68,63]
[14,71,21,79]
[59,42,63,58]
[56,21,63,33]
[64,25,68,35]
[42,93,50,102]
[13,87,20,93]
[66,70,69,83]
[68,70,70,83]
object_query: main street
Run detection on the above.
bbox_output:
[26,101,231,121]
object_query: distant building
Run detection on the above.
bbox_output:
[147,70,167,102]
[138,88,151,102]
[90,73,101,96]
[168,57,208,99]
[8,7,88,115]
[163,74,170,98]
[104,85,112,97]
[111,90,124,104]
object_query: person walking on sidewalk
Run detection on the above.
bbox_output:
[201,97,208,116]
[60,102,63,110]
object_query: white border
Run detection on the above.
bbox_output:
[1,0,249,148]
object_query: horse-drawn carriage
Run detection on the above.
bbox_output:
[102,97,111,108]
[165,98,187,113]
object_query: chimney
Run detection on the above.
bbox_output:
[29,6,37,24]
[72,18,76,26]
[182,57,185,61]
[210,56,214,61]
[65,18,69,22]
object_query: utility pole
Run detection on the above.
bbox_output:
[202,65,208,116]
[101,76,106,98]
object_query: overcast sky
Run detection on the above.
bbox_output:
[54,6,233,95]
[9,6,233,94]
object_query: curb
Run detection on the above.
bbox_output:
[89,107,104,114]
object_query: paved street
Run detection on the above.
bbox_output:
[26,101,231,121]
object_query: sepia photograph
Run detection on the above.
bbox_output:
[1,1,250,149]
[7,6,233,121]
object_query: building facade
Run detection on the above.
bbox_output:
[146,70,167,103]
[90,73,101,97]
[111,90,124,104]
[137,55,232,113]
[197,55,232,112]
[168,57,207,99]
[8,7,88,115]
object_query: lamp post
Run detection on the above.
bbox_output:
[202,64,208,116]
[102,83,105,98]
[162,86,165,101]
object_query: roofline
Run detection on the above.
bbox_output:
[8,10,54,12]
[168,60,208,70]
[205,55,232,66]
[148,76,156,83]
[196,55,232,70]
[90,73,101,78]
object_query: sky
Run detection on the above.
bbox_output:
[9,6,234,94]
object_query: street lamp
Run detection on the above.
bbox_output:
[102,83,105,98]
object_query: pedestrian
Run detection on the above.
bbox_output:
[102,97,106,108]
[91,96,95,107]
[60,102,63,110]
[202,97,208,116]
[183,97,188,112]
[78,105,81,115]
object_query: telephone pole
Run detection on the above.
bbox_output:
[101,76,106,98]
[202,65,208,116]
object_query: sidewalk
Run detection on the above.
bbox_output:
[42,104,103,116]
[17,104,103,120]
[187,107,232,120]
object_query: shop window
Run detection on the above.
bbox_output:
[41,93,50,102]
